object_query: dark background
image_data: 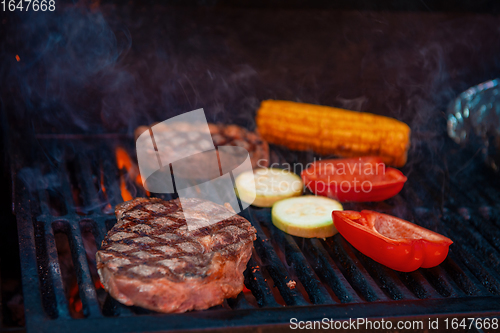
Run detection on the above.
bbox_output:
[3,1,500,158]
[2,0,500,330]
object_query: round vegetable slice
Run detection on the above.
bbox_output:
[235,168,303,207]
[272,195,343,238]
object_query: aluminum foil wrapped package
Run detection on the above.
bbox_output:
[447,79,500,170]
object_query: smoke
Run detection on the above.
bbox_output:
[2,5,130,133]
[3,3,272,135]
[336,96,367,112]
[4,7,500,164]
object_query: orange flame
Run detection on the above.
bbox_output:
[115,147,149,200]
[68,282,83,317]
[67,278,103,316]
[116,147,133,201]
[116,147,133,171]
[100,171,113,212]
[120,180,133,201]
[95,280,104,290]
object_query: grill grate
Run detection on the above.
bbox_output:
[14,138,500,332]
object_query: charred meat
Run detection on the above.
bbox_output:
[96,197,256,313]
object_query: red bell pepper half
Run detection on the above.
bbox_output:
[332,210,453,272]
[301,157,407,202]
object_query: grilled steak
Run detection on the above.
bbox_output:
[135,122,269,176]
[207,123,269,169]
[96,197,256,313]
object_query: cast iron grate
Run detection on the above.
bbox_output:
[14,137,500,332]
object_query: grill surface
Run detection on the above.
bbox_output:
[5,5,500,332]
[13,136,500,332]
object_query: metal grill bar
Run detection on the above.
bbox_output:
[43,221,71,319]
[243,256,281,308]
[305,239,363,303]
[446,251,491,296]
[254,210,334,305]
[419,266,456,298]
[344,249,410,301]
[57,165,76,215]
[16,181,46,321]
[226,293,253,310]
[100,146,123,208]
[13,139,500,332]
[323,237,382,302]
[443,213,500,278]
[404,169,500,296]
[243,209,309,306]
[93,218,110,250]
[68,224,102,318]
[74,155,101,214]
[398,270,442,299]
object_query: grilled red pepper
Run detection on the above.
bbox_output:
[332,210,453,272]
[301,157,407,202]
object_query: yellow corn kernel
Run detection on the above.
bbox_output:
[256,100,411,167]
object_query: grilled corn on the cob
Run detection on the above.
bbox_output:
[256,100,411,167]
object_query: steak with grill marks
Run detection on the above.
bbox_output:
[96,197,256,313]
[134,122,269,178]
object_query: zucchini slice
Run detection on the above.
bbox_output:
[235,168,303,207]
[272,195,343,238]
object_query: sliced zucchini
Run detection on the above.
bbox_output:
[272,195,343,238]
[235,168,303,207]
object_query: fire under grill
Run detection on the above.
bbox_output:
[11,135,500,332]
